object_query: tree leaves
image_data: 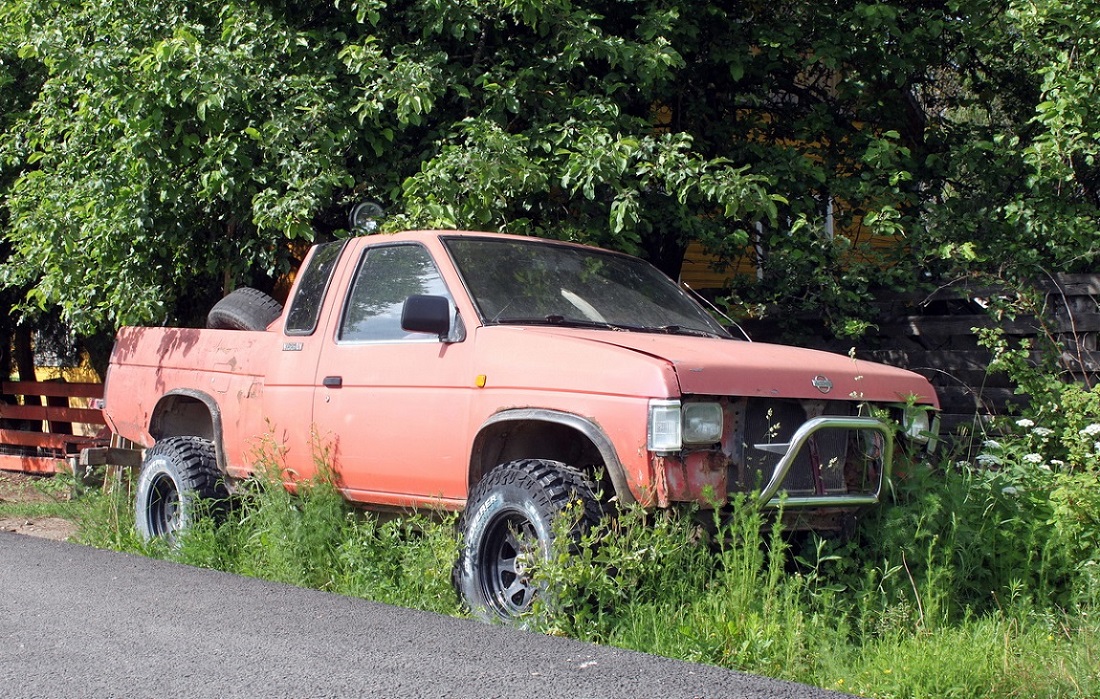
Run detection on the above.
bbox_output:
[0,0,367,331]
[2,0,1097,340]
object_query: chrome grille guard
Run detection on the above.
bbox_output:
[755,416,894,508]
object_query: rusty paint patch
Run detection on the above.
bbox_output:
[661,451,729,505]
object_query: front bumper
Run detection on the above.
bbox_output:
[655,400,898,510]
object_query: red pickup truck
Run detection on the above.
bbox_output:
[103,230,939,620]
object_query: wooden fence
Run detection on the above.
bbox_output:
[865,274,1099,439]
[0,381,111,474]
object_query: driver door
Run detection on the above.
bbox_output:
[311,242,473,507]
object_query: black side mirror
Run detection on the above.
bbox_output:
[401,295,452,339]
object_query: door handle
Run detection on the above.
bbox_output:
[322,376,343,388]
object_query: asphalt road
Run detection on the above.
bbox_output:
[1,533,856,698]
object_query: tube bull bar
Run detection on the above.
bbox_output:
[755,416,894,509]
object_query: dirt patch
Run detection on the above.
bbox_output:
[0,516,79,540]
[0,470,80,541]
[0,470,55,503]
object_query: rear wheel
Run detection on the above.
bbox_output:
[134,436,227,543]
[454,459,600,622]
[206,287,283,331]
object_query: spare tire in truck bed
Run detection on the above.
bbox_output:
[206,287,283,331]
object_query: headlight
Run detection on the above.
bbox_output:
[902,407,932,443]
[682,402,723,444]
[647,400,682,453]
[648,400,724,453]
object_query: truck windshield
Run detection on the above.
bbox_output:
[444,237,730,338]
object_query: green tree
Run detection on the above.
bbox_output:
[998,0,1100,270]
[0,39,44,378]
[917,0,1100,284]
[2,0,1098,340]
[0,0,367,332]
[0,0,784,334]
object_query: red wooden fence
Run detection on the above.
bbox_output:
[0,381,110,474]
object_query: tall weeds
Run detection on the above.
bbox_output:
[63,380,1099,698]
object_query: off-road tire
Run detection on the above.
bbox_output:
[206,287,283,331]
[453,459,601,622]
[134,436,228,543]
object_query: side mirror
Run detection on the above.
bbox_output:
[401,295,452,339]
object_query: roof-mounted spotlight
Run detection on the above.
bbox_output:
[349,201,385,234]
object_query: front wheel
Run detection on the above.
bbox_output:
[453,459,600,622]
[134,436,227,543]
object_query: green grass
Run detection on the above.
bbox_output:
[832,616,1100,699]
[4,461,1097,699]
[0,473,78,519]
[60,468,463,615]
[174,475,463,614]
[524,492,1100,698]
[0,499,74,519]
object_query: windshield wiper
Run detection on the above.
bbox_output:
[495,317,719,337]
[654,324,723,338]
[495,316,615,329]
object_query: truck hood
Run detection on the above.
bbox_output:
[520,327,939,407]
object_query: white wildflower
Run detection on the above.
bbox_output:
[1050,459,1065,468]
[1080,423,1100,436]
[1023,453,1044,464]
[1032,427,1054,438]
[1016,418,1035,428]
[1002,486,1019,496]
[976,453,1001,466]
[982,439,1002,450]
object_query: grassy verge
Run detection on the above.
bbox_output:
[529,491,1099,698]
[5,432,1097,699]
[0,471,75,516]
[9,459,1088,699]
[0,498,75,520]
[70,470,464,616]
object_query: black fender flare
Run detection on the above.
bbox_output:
[149,389,228,473]
[471,408,634,505]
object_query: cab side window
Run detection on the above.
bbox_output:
[339,244,451,342]
[285,241,345,336]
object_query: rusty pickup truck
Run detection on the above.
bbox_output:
[102,229,939,620]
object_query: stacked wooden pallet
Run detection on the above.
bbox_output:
[864,274,1100,439]
[742,274,1100,447]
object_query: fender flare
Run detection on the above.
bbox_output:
[473,408,635,505]
[150,389,228,473]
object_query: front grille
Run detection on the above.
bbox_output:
[735,398,883,501]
